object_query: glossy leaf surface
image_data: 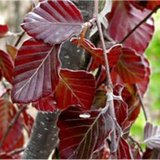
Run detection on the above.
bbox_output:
[12,38,60,103]
[22,0,83,45]
[58,106,114,159]
[55,69,95,110]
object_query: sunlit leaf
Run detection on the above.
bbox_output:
[6,44,17,61]
[22,0,83,45]
[12,38,60,103]
[144,122,160,149]
[55,69,95,110]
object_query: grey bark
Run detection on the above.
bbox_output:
[23,1,94,159]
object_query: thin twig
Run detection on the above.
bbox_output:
[9,148,25,156]
[128,136,143,154]
[0,105,26,148]
[135,84,148,122]
[96,18,112,88]
[14,31,25,47]
[120,6,159,44]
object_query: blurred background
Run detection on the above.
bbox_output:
[0,0,160,149]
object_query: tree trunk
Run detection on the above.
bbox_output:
[23,1,94,159]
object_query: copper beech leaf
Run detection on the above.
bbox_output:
[110,45,147,84]
[116,138,133,159]
[0,97,24,152]
[58,106,114,159]
[131,1,160,10]
[12,38,60,104]
[55,69,95,110]
[0,25,8,37]
[22,0,83,45]
[144,122,160,149]
[0,50,14,83]
[34,95,57,112]
[107,1,154,53]
[22,109,34,136]
[72,38,148,85]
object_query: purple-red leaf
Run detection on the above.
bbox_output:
[110,45,147,84]
[107,1,154,53]
[55,69,95,110]
[144,122,160,149]
[116,138,133,159]
[34,95,56,112]
[0,25,8,37]
[0,50,14,83]
[22,0,83,45]
[0,97,24,152]
[12,38,60,104]
[22,109,34,135]
[58,106,114,159]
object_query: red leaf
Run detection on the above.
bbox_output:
[117,138,133,159]
[58,106,114,159]
[107,1,154,53]
[113,84,128,126]
[71,38,104,70]
[0,50,14,83]
[0,97,24,152]
[110,46,147,84]
[12,38,60,104]
[136,58,150,95]
[0,25,8,37]
[131,1,160,10]
[22,0,83,45]
[34,95,56,112]
[55,69,95,110]
[22,109,34,135]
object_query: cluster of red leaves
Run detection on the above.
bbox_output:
[0,0,160,159]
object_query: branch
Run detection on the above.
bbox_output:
[120,6,159,44]
[14,31,25,47]
[23,111,60,159]
[135,84,148,122]
[0,105,26,148]
[128,136,143,154]
[96,17,121,153]
[96,18,112,88]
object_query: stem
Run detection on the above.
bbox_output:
[14,31,25,47]
[0,105,26,148]
[120,6,159,44]
[135,84,148,122]
[96,17,122,153]
[128,136,143,154]
[9,148,25,156]
[96,18,112,88]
